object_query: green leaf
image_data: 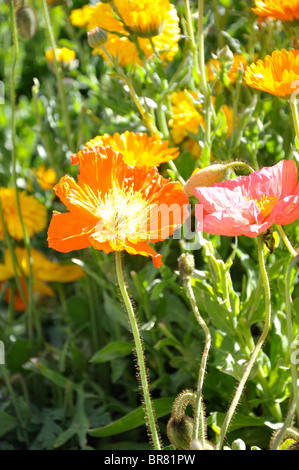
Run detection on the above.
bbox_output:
[0,410,17,438]
[54,385,90,449]
[90,342,133,363]
[88,397,174,437]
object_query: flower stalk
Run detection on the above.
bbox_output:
[216,235,272,449]
[9,0,34,342]
[285,255,299,425]
[114,252,162,450]
[41,0,74,151]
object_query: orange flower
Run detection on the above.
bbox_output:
[84,131,179,167]
[244,49,299,98]
[47,146,189,267]
[252,0,299,24]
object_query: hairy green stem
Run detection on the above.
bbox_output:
[276,225,297,258]
[216,235,272,449]
[183,276,211,446]
[271,398,297,450]
[285,256,299,425]
[115,252,162,450]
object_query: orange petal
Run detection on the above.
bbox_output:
[47,209,95,253]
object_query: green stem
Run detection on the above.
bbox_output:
[216,235,272,449]
[1,364,29,445]
[198,0,212,165]
[271,398,297,450]
[9,0,34,342]
[212,0,225,48]
[114,252,162,450]
[41,0,74,150]
[101,45,159,137]
[276,225,297,258]
[285,256,299,426]
[183,276,211,446]
[290,99,299,141]
[184,0,200,83]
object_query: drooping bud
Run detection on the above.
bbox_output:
[87,27,108,49]
[16,5,37,39]
[184,164,228,197]
[167,390,196,450]
[167,415,194,450]
[178,253,195,279]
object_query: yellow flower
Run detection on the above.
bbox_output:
[70,1,180,67]
[116,0,170,38]
[83,131,179,167]
[45,47,76,64]
[168,90,233,157]
[207,54,248,85]
[244,49,299,98]
[33,165,57,191]
[0,188,47,241]
[69,5,95,27]
[0,247,85,311]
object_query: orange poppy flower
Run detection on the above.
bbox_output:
[244,49,299,98]
[252,0,299,24]
[47,146,189,267]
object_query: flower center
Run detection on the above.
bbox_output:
[94,187,147,242]
[246,194,278,219]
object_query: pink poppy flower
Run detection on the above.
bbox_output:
[194,160,299,237]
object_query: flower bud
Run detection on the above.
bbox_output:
[167,415,194,450]
[217,45,234,63]
[178,253,195,279]
[184,164,228,197]
[16,5,36,39]
[87,27,108,49]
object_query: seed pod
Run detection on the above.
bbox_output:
[16,5,37,39]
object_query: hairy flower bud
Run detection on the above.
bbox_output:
[16,5,37,39]
[167,415,194,450]
[87,27,108,49]
[184,164,228,197]
[178,253,195,279]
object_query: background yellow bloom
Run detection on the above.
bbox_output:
[45,47,76,64]
[70,0,180,67]
[0,188,47,241]
[83,131,179,167]
[0,247,85,310]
